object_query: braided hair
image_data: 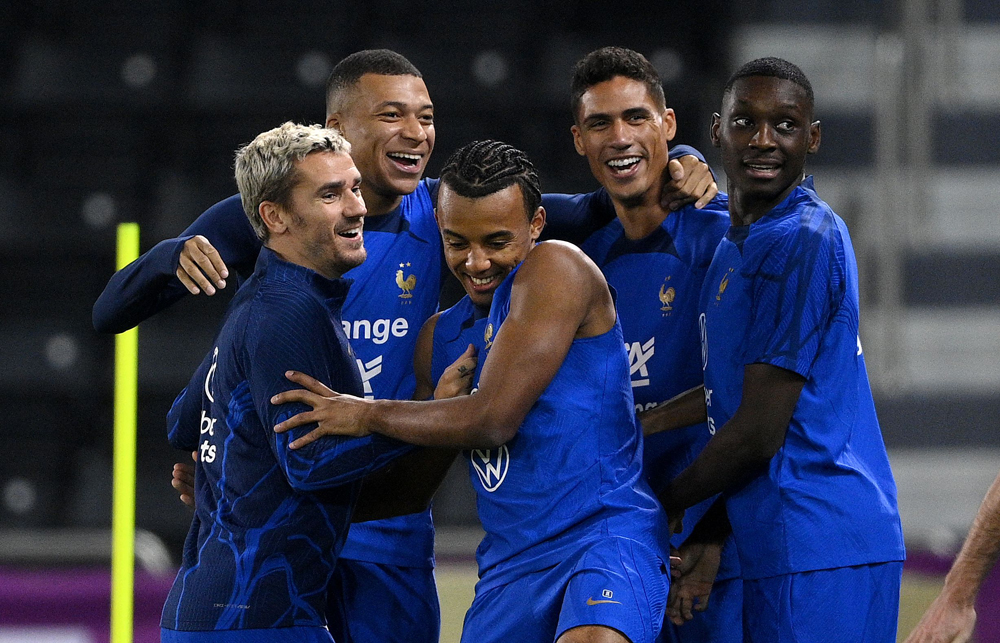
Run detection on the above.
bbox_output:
[439,140,542,219]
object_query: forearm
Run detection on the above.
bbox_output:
[366,394,514,449]
[685,496,732,546]
[352,447,458,522]
[93,237,191,333]
[660,410,778,512]
[942,470,1000,605]
[639,385,707,436]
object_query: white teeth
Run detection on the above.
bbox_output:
[389,153,421,161]
[471,275,495,286]
[607,157,640,169]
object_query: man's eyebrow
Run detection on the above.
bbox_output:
[374,100,435,112]
[316,180,346,193]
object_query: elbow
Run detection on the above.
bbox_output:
[475,414,519,449]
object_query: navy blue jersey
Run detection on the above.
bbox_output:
[430,295,488,388]
[470,256,671,591]
[161,248,412,632]
[699,177,904,579]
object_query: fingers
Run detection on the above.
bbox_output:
[668,157,685,182]
[288,429,325,450]
[271,386,325,408]
[694,176,719,209]
[171,462,196,508]
[177,235,228,295]
[273,410,319,434]
[284,370,336,396]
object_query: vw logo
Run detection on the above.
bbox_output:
[471,445,510,492]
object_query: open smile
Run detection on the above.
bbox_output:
[605,155,643,178]
[387,152,424,174]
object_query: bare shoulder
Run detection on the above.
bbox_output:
[516,240,604,286]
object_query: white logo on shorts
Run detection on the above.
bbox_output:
[472,445,510,492]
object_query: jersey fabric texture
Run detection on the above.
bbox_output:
[578,191,742,642]
[699,176,905,580]
[430,295,489,387]
[93,182,443,570]
[470,256,671,599]
[742,562,902,643]
[161,625,335,643]
[161,247,412,634]
[461,536,668,643]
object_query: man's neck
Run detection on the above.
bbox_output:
[728,175,805,227]
[361,184,404,218]
[613,194,670,241]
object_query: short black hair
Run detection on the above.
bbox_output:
[571,47,666,122]
[439,140,542,220]
[724,57,814,108]
[326,49,422,113]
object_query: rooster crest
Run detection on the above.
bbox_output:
[396,270,416,298]
[658,284,675,310]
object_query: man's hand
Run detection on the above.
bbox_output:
[661,155,718,211]
[434,344,478,400]
[272,370,372,448]
[171,451,197,508]
[176,235,229,295]
[903,592,976,643]
[666,541,722,625]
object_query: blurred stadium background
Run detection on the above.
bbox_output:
[1,0,999,640]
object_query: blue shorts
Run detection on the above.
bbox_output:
[161,626,333,642]
[742,562,902,643]
[462,537,668,643]
[325,559,440,643]
[660,576,742,643]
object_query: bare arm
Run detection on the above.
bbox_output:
[639,385,707,436]
[904,470,1000,643]
[273,242,614,449]
[659,363,804,513]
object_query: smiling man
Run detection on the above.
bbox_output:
[656,58,905,642]
[92,49,716,643]
[160,123,417,643]
[274,141,673,643]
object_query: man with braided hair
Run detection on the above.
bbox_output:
[273,140,674,643]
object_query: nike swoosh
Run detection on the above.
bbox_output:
[586,598,621,606]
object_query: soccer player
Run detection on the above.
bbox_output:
[93,49,716,643]
[904,468,1000,642]
[654,57,905,641]
[273,140,673,643]
[542,46,741,642]
[160,122,421,642]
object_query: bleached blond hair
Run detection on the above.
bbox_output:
[234,122,351,243]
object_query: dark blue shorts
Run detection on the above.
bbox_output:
[660,576,742,643]
[742,561,902,643]
[462,537,669,643]
[325,559,439,643]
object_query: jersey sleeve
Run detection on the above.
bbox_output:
[245,289,413,492]
[166,350,214,452]
[743,221,847,377]
[92,195,262,333]
[541,189,615,244]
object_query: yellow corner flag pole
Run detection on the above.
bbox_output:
[111,222,140,643]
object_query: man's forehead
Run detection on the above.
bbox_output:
[350,73,432,105]
[725,76,810,110]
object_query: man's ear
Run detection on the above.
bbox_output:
[326,113,344,134]
[529,206,546,242]
[571,124,586,157]
[710,113,722,148]
[661,107,677,142]
[259,201,288,236]
[808,120,821,154]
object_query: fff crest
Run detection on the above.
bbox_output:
[658,275,675,312]
[396,262,416,299]
[484,323,494,350]
[716,268,734,301]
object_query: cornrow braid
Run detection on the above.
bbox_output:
[439,140,542,220]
